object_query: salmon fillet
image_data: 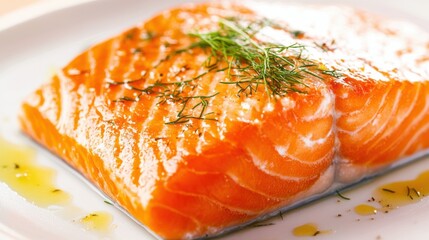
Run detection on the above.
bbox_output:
[19,2,429,239]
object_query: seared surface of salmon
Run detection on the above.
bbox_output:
[19,2,429,239]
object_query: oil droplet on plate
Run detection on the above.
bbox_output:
[0,138,70,207]
[293,223,330,237]
[0,138,116,236]
[80,211,113,232]
[354,204,377,216]
[374,170,429,208]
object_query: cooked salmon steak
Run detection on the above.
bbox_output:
[19,1,429,239]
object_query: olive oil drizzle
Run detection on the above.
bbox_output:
[293,223,330,237]
[0,138,70,207]
[374,171,429,208]
[0,138,115,234]
[79,211,113,232]
[349,171,429,217]
[354,204,378,216]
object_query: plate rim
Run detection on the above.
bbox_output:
[0,0,94,32]
[1,1,429,239]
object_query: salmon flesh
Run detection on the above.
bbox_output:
[19,2,429,239]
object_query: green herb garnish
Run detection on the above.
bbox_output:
[249,222,275,228]
[132,48,142,54]
[125,32,135,40]
[186,18,312,97]
[382,188,395,193]
[406,186,421,200]
[321,69,343,78]
[336,190,350,200]
[141,31,155,41]
[407,186,414,200]
[291,30,305,38]
[112,17,337,124]
[412,188,421,197]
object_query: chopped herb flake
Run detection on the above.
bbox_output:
[336,190,350,200]
[382,188,395,193]
[250,222,275,228]
[141,31,155,40]
[113,17,339,125]
[291,30,305,38]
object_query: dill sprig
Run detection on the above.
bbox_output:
[321,69,343,78]
[108,75,219,124]
[187,18,314,97]
[111,17,336,124]
[336,190,351,200]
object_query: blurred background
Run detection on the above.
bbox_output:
[0,0,37,15]
[1,0,429,23]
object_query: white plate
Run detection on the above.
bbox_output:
[0,0,428,239]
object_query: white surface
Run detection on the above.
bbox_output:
[0,0,428,239]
